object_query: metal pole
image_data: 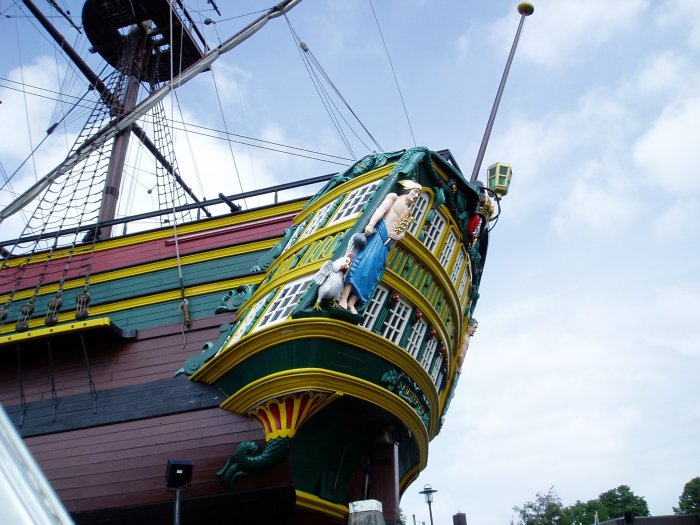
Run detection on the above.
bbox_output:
[174,488,182,525]
[469,3,534,183]
[427,500,434,525]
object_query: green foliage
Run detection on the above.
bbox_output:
[514,485,650,525]
[513,487,570,525]
[562,499,608,525]
[399,508,407,525]
[598,485,649,518]
[674,477,700,516]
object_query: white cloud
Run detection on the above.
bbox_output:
[656,0,700,50]
[550,160,644,235]
[645,284,700,357]
[203,61,251,106]
[633,94,700,192]
[651,196,700,242]
[0,56,67,166]
[455,33,470,60]
[403,278,693,523]
[632,51,699,98]
[494,0,651,69]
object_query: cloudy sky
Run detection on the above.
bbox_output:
[1,1,699,524]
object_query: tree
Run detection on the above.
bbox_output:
[563,499,608,525]
[513,487,570,525]
[674,477,700,516]
[598,485,649,519]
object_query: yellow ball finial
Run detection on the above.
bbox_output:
[518,2,534,16]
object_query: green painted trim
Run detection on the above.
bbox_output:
[193,318,439,437]
[1,239,276,304]
[0,275,263,334]
[219,367,429,469]
[197,320,435,404]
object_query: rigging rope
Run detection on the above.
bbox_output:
[208,63,247,199]
[0,44,137,330]
[0,77,354,167]
[0,87,92,194]
[15,19,40,181]
[283,13,384,156]
[302,44,383,151]
[283,15,355,159]
[207,22,250,206]
[169,0,191,336]
[173,91,207,208]
[368,0,417,147]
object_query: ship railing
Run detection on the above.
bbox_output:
[0,173,336,257]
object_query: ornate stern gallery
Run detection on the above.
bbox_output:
[182,147,511,519]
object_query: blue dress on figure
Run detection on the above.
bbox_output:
[345,219,390,305]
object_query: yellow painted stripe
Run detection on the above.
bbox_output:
[295,490,348,520]
[0,317,112,346]
[0,238,277,304]
[0,274,264,335]
[399,464,422,494]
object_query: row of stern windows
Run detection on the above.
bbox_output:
[227,278,447,390]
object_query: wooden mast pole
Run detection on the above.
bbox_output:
[97,39,147,239]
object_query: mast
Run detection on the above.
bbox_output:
[20,0,212,222]
[97,39,146,238]
[1,0,304,226]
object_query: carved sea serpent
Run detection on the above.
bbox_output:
[217,436,292,489]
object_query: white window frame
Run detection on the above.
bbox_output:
[299,201,335,241]
[255,277,313,331]
[421,210,446,252]
[280,218,309,254]
[328,180,381,226]
[404,318,427,359]
[457,263,471,302]
[406,192,430,236]
[450,248,466,284]
[433,358,445,387]
[226,297,268,347]
[420,338,438,370]
[430,353,444,384]
[380,298,412,345]
[439,230,457,268]
[361,286,389,330]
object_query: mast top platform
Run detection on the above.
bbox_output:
[82,0,205,84]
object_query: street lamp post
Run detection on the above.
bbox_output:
[419,484,437,525]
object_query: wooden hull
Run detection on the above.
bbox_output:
[0,203,303,522]
[0,148,490,524]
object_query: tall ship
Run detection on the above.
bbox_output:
[0,1,531,523]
